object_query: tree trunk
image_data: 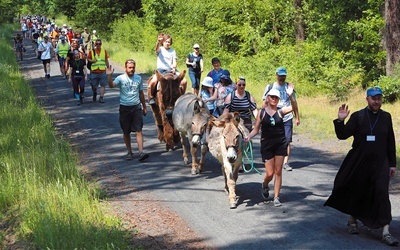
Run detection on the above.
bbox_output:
[294,0,305,42]
[385,0,400,76]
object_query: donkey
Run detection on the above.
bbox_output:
[172,93,211,175]
[149,70,186,151]
[208,112,248,209]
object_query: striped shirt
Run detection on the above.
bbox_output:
[225,91,257,121]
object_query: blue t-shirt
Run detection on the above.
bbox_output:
[113,73,143,106]
[207,68,227,85]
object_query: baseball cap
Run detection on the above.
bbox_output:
[220,74,232,84]
[276,67,287,76]
[193,43,200,49]
[201,77,214,88]
[267,89,281,98]
[366,86,383,97]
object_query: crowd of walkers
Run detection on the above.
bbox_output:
[14,17,398,247]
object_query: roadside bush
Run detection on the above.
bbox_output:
[374,64,400,103]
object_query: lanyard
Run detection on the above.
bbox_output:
[365,107,380,135]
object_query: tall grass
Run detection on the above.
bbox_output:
[0,24,129,249]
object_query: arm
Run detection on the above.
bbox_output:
[223,93,232,115]
[200,58,204,72]
[205,87,218,102]
[245,109,261,141]
[139,90,147,116]
[106,65,115,88]
[287,83,300,126]
[155,34,163,54]
[250,95,258,118]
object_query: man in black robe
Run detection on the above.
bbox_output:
[325,86,398,246]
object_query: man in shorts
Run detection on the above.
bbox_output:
[262,67,300,171]
[106,59,149,162]
[87,39,109,103]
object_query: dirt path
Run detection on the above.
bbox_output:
[19,40,400,249]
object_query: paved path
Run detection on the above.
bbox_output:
[19,43,400,249]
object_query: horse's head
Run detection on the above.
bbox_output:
[191,101,210,147]
[210,112,242,163]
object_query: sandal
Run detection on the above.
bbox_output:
[126,152,133,161]
[382,234,399,246]
[347,221,359,234]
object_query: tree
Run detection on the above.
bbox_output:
[384,0,400,76]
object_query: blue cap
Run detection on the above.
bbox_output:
[220,74,232,84]
[366,86,383,97]
[276,67,287,76]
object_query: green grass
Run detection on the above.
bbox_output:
[0,24,129,249]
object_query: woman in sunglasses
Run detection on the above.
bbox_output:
[244,86,294,207]
[223,76,258,131]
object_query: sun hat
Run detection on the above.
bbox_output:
[275,67,287,76]
[193,44,200,49]
[267,88,281,98]
[366,86,383,97]
[201,77,214,88]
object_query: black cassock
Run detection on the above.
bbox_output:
[325,107,396,229]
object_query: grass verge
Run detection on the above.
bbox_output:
[0,24,129,249]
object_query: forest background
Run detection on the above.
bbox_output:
[3,0,400,103]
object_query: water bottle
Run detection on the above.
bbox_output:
[192,58,197,69]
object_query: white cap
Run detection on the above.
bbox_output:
[193,43,200,49]
[63,24,67,27]
[93,30,96,33]
[267,88,280,98]
[201,77,214,88]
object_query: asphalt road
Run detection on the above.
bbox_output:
[19,44,400,249]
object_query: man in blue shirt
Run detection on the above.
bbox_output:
[106,60,149,162]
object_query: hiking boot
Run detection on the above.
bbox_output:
[382,234,399,246]
[148,98,156,105]
[283,163,292,171]
[273,197,282,207]
[261,183,270,200]
[138,153,149,162]
[92,91,97,102]
[99,97,104,103]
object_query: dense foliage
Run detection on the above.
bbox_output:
[16,0,400,102]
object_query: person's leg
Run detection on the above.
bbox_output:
[189,71,197,95]
[46,62,51,77]
[147,74,157,104]
[283,119,293,170]
[273,155,284,198]
[90,74,98,101]
[98,73,107,102]
[136,131,144,153]
[42,60,47,75]
[123,133,132,153]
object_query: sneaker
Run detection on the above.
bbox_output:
[382,234,399,246]
[46,74,50,79]
[273,197,282,207]
[126,152,133,161]
[99,97,104,103]
[138,153,149,162]
[261,183,270,200]
[77,101,81,106]
[92,91,97,102]
[283,163,293,171]
[148,98,156,105]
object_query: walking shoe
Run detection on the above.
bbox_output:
[138,153,149,162]
[347,221,359,234]
[99,97,104,103]
[126,152,133,161]
[92,91,97,102]
[77,101,81,106]
[148,98,156,105]
[283,163,293,171]
[382,234,399,246]
[273,197,282,207]
[261,183,270,200]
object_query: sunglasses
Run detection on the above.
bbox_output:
[95,43,102,45]
[270,117,276,126]
[237,84,246,87]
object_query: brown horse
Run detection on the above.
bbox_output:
[149,70,186,151]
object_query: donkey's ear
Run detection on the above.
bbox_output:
[233,112,241,126]
[177,70,186,81]
[194,101,201,114]
[155,70,162,81]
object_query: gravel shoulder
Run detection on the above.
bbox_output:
[19,42,400,249]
